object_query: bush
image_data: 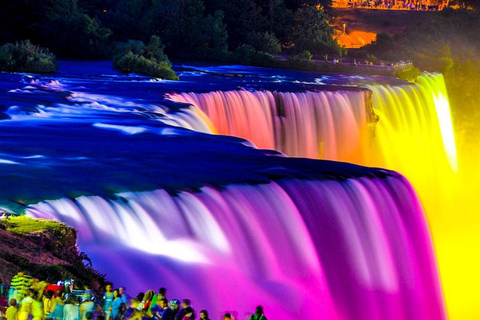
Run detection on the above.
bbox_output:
[246,32,282,54]
[0,40,57,73]
[113,36,178,80]
[286,50,313,68]
[396,67,421,81]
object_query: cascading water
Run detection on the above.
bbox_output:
[0,63,454,319]
[167,73,457,224]
[167,74,456,175]
[167,89,373,162]
[27,173,446,320]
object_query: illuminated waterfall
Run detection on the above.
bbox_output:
[167,73,457,215]
[167,74,456,170]
[167,89,373,162]
[27,174,446,320]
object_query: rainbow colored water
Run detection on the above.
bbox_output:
[168,73,470,319]
[1,63,474,319]
[27,174,446,320]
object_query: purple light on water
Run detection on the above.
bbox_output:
[27,174,446,320]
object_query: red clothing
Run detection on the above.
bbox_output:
[44,284,65,297]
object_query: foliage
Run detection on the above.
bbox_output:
[285,0,333,11]
[0,40,57,73]
[0,0,344,62]
[42,0,111,59]
[286,50,315,69]
[247,32,282,54]
[293,7,340,55]
[0,215,106,289]
[395,67,420,82]
[113,36,178,80]
[0,216,67,235]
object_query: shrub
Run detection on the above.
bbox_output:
[0,40,57,73]
[113,36,178,80]
[246,32,282,54]
[396,67,421,82]
[287,50,315,70]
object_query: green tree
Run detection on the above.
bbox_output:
[0,40,57,73]
[150,0,228,59]
[42,0,111,59]
[113,36,178,80]
[293,7,338,54]
[246,32,281,53]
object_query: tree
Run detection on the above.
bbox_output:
[42,0,111,58]
[293,7,338,54]
[149,0,228,58]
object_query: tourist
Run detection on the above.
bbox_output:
[10,271,33,303]
[103,284,114,320]
[44,290,55,320]
[150,288,167,313]
[51,291,65,320]
[142,290,155,313]
[150,298,173,320]
[111,289,123,320]
[6,299,18,320]
[81,286,93,303]
[125,292,144,320]
[248,306,267,320]
[119,287,129,306]
[168,300,180,319]
[32,290,46,320]
[222,313,234,320]
[17,289,34,320]
[63,296,80,320]
[199,310,210,320]
[175,299,193,320]
[80,295,95,320]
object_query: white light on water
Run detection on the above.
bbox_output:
[434,93,458,172]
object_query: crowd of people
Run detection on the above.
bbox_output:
[2,272,268,320]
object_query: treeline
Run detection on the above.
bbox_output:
[0,0,341,60]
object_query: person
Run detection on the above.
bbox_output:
[222,314,234,320]
[51,291,65,320]
[80,286,93,304]
[44,290,55,320]
[17,289,34,320]
[150,298,173,320]
[118,287,129,306]
[63,296,80,320]
[111,290,123,320]
[142,290,155,313]
[6,299,18,320]
[174,300,193,320]
[149,288,166,313]
[10,272,33,303]
[80,295,95,320]
[249,306,267,320]
[103,284,114,320]
[32,290,45,320]
[128,293,145,320]
[168,300,180,319]
[199,310,210,320]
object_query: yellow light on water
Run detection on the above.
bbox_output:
[434,93,458,172]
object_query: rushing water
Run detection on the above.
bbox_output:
[0,62,450,319]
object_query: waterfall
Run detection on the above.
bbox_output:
[27,173,446,320]
[167,89,373,162]
[167,73,457,221]
[167,74,456,172]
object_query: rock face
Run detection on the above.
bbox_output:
[0,217,105,290]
